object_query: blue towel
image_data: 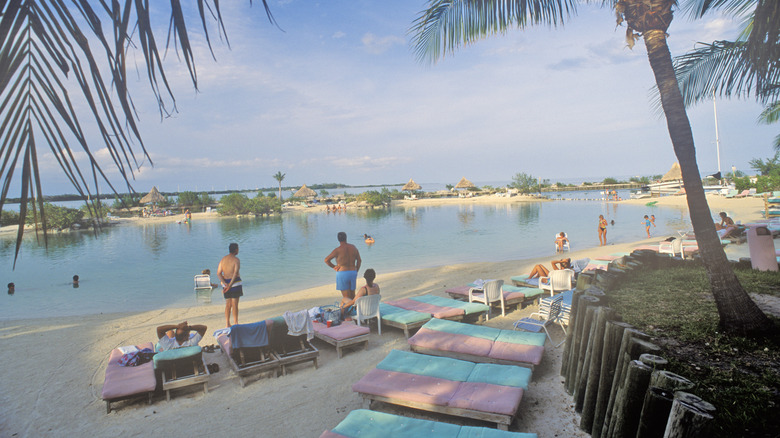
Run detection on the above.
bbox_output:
[229,321,269,349]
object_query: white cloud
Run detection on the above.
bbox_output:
[361,33,404,54]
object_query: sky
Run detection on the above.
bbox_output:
[35,1,780,195]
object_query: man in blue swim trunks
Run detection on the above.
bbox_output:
[218,242,243,328]
[324,232,362,307]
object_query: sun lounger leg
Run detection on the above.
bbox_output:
[498,423,509,431]
[106,401,111,414]
[336,346,343,359]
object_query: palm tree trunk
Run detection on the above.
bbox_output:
[644,29,772,335]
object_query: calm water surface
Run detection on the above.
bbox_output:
[0,199,691,320]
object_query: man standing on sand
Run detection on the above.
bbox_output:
[324,232,362,307]
[217,242,242,328]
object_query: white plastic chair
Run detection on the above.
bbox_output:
[513,295,566,347]
[355,294,381,335]
[539,269,574,296]
[468,279,505,320]
[194,274,212,290]
[659,238,683,258]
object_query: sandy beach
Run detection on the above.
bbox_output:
[0,194,770,436]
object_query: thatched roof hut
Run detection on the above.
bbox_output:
[402,178,422,191]
[661,163,682,181]
[454,177,475,189]
[140,186,165,204]
[293,184,317,198]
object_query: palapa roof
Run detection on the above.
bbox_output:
[454,177,475,189]
[402,178,422,191]
[139,186,165,204]
[293,184,317,198]
[661,163,682,181]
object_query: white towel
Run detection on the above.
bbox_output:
[117,345,139,354]
[283,310,313,341]
[212,327,231,338]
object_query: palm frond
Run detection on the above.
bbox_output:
[0,0,276,267]
[683,0,758,19]
[409,0,577,64]
[759,99,780,124]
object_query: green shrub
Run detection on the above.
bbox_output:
[1,210,20,226]
[25,202,84,230]
[219,193,252,215]
[177,191,200,206]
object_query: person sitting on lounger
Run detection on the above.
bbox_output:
[340,268,380,319]
[714,212,737,238]
[156,321,207,352]
[527,258,572,282]
[555,232,569,252]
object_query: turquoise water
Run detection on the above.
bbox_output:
[0,199,690,320]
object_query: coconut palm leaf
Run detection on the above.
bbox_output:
[0,1,275,266]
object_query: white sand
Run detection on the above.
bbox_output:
[0,194,768,436]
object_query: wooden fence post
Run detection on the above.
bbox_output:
[663,392,716,438]
[589,321,633,438]
[608,359,654,438]
[636,371,695,438]
[576,307,616,416]
[565,294,602,394]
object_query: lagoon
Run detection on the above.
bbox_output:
[0,198,690,320]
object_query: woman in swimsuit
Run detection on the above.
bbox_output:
[340,268,380,319]
[598,215,608,246]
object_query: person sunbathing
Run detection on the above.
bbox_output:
[156,321,207,352]
[528,258,572,280]
[714,212,737,238]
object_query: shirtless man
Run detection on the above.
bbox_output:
[217,242,242,328]
[324,232,362,307]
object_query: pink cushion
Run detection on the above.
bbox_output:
[217,333,232,355]
[448,382,524,416]
[385,298,463,319]
[408,328,493,357]
[101,342,157,400]
[583,264,609,271]
[445,285,471,297]
[488,341,545,366]
[352,369,458,406]
[312,321,370,340]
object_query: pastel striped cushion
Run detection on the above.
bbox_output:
[312,321,369,341]
[384,298,463,319]
[377,349,474,381]
[423,317,500,340]
[448,382,524,416]
[352,369,457,406]
[411,294,489,315]
[408,328,494,357]
[379,303,431,324]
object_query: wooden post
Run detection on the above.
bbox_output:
[572,304,599,400]
[561,289,586,377]
[589,321,633,438]
[576,307,616,414]
[663,392,716,438]
[608,360,653,438]
[578,307,617,431]
[565,295,601,394]
[636,371,695,438]
[600,332,657,438]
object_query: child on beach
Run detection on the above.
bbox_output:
[643,215,655,237]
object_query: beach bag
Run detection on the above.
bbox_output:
[319,305,342,326]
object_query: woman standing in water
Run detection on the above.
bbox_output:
[598,215,608,246]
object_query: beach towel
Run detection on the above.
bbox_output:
[229,321,269,349]
[283,310,314,341]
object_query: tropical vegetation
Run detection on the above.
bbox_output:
[273,172,286,200]
[410,0,772,334]
[218,193,281,216]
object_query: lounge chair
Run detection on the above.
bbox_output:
[513,295,566,347]
[153,345,210,401]
[352,350,532,430]
[216,321,281,387]
[355,294,382,334]
[446,282,545,310]
[468,279,505,319]
[407,318,546,369]
[380,295,489,338]
[658,237,683,258]
[320,409,538,437]
[312,321,370,359]
[555,232,570,252]
[271,315,319,375]
[102,342,157,413]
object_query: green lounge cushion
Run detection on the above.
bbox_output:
[379,303,431,324]
[467,363,531,389]
[153,345,202,370]
[331,409,463,437]
[377,350,474,382]
[495,330,546,347]
[422,318,500,341]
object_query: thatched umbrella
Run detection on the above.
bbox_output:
[293,184,317,198]
[402,178,422,198]
[661,162,682,181]
[454,177,475,189]
[402,178,421,192]
[140,186,165,204]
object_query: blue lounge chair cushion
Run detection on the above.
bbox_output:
[458,427,537,438]
[377,350,474,382]
[332,409,462,437]
[379,303,431,324]
[153,345,202,370]
[467,363,531,389]
[422,318,500,341]
[495,330,547,347]
[410,294,489,315]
